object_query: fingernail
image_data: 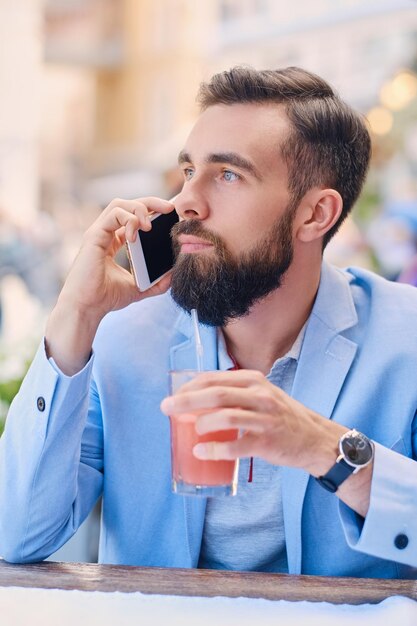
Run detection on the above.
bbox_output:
[161,397,174,414]
[193,443,208,459]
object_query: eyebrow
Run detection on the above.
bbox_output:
[178,150,262,180]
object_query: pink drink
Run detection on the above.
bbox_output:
[169,370,239,496]
[170,412,238,486]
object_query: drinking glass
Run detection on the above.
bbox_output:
[168,370,239,496]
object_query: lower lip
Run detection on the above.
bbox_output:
[180,243,214,253]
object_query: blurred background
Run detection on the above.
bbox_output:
[1,0,417,560]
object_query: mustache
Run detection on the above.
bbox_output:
[171,219,224,248]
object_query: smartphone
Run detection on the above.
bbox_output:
[126,209,180,291]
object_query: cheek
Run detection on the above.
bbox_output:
[227,213,280,256]
[210,188,289,255]
[221,223,258,257]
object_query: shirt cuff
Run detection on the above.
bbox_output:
[9,339,95,435]
[339,442,417,567]
[46,338,94,379]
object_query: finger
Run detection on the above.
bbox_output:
[102,198,145,219]
[114,226,126,246]
[100,198,177,246]
[177,369,266,392]
[114,206,151,237]
[96,207,148,247]
[104,260,141,302]
[140,271,172,299]
[104,197,175,216]
[195,408,266,435]
[161,385,278,416]
[193,432,258,461]
[133,196,176,214]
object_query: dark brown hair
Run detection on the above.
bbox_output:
[197,66,371,247]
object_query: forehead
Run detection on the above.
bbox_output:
[184,103,290,168]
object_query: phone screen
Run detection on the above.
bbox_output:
[138,211,179,282]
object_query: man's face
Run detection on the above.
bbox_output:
[170,103,297,326]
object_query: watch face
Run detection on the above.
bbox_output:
[340,431,374,467]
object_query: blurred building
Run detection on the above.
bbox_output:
[40,0,417,204]
[43,0,214,207]
[1,0,416,221]
[0,0,43,221]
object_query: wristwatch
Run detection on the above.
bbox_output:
[316,429,374,493]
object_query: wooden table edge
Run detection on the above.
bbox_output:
[0,561,416,605]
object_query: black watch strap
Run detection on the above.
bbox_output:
[315,457,355,493]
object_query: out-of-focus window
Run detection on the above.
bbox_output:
[219,0,268,24]
[44,0,123,68]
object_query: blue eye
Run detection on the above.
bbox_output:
[223,170,239,182]
[183,168,194,180]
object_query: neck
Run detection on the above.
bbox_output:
[222,252,322,374]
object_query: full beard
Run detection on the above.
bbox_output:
[170,209,294,327]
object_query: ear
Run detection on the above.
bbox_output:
[295,189,343,243]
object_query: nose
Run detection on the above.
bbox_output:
[174,179,210,221]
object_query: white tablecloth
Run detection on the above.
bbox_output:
[0,587,416,626]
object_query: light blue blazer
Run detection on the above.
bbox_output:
[0,262,417,578]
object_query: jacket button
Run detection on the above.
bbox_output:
[37,397,46,412]
[394,533,409,550]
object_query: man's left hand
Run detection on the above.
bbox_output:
[160,369,345,476]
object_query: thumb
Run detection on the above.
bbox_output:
[134,271,172,302]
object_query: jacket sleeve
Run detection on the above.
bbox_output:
[0,340,103,563]
[339,436,417,567]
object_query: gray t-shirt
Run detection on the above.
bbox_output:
[198,329,305,572]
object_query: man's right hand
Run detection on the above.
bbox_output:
[45,197,176,375]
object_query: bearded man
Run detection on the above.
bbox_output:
[1,67,417,578]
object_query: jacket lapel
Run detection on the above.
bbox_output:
[282,262,359,574]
